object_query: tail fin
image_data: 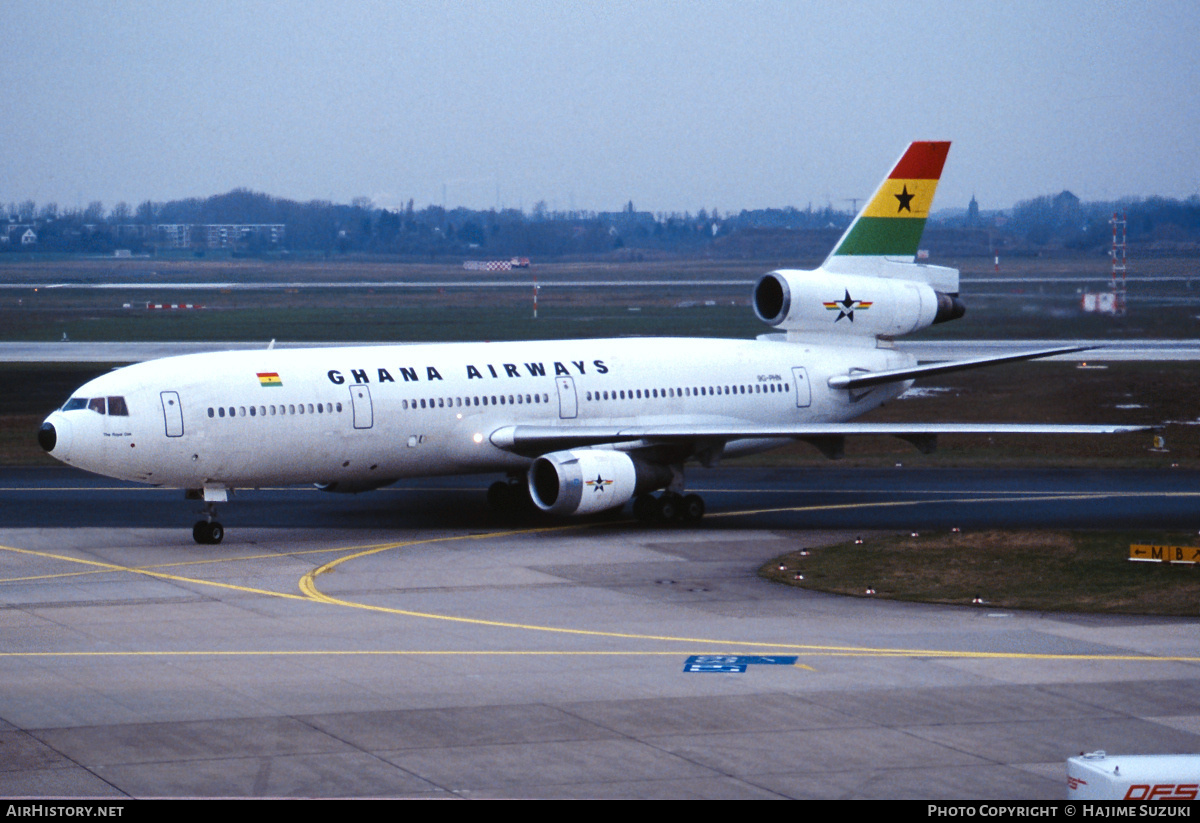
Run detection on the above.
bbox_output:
[752,142,963,342]
[823,141,950,275]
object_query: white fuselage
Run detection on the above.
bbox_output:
[41,336,914,490]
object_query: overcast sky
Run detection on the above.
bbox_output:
[3,0,1197,215]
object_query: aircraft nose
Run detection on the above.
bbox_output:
[38,414,72,459]
[38,421,56,452]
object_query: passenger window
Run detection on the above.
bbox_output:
[208,408,214,418]
[250,406,256,416]
[218,407,226,418]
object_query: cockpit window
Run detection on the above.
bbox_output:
[63,396,129,416]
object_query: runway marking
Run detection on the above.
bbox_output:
[0,543,312,601]
[0,543,385,585]
[0,544,379,590]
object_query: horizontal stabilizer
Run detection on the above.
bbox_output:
[827,345,1093,390]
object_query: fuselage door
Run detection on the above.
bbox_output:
[160,391,184,437]
[556,376,578,419]
[350,384,373,429]
[791,367,812,408]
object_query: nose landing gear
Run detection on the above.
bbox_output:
[193,501,224,545]
[188,487,228,545]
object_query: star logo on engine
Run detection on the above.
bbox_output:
[586,474,613,492]
[823,290,873,322]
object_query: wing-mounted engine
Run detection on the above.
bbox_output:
[753,268,964,343]
[528,449,672,516]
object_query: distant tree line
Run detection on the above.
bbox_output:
[4,187,1199,259]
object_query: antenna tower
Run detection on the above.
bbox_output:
[1109,211,1127,316]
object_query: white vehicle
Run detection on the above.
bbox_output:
[38,143,1146,543]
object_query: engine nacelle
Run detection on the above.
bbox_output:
[314,478,398,494]
[528,449,671,516]
[753,269,963,340]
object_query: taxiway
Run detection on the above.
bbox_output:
[1,467,1198,799]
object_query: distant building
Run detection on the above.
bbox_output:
[1,226,37,245]
[203,224,285,249]
[157,224,192,249]
[1053,190,1081,222]
[154,223,285,250]
[966,194,980,227]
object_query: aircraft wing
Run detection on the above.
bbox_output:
[827,345,1092,390]
[489,421,1153,458]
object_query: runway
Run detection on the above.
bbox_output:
[2,466,1198,799]
[6,339,1200,363]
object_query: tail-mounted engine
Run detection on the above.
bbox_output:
[528,449,672,516]
[753,269,964,341]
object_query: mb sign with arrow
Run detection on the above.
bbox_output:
[1130,544,1200,564]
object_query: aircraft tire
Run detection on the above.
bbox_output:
[681,494,705,523]
[633,494,656,521]
[487,481,513,512]
[656,493,680,522]
[192,521,225,545]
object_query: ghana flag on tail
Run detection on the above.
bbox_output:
[827,141,950,260]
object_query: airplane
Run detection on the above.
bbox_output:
[37,142,1148,544]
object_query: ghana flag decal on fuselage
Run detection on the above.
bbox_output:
[827,141,950,260]
[257,372,282,387]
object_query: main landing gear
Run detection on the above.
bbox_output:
[633,491,706,524]
[193,500,224,545]
[487,475,535,516]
